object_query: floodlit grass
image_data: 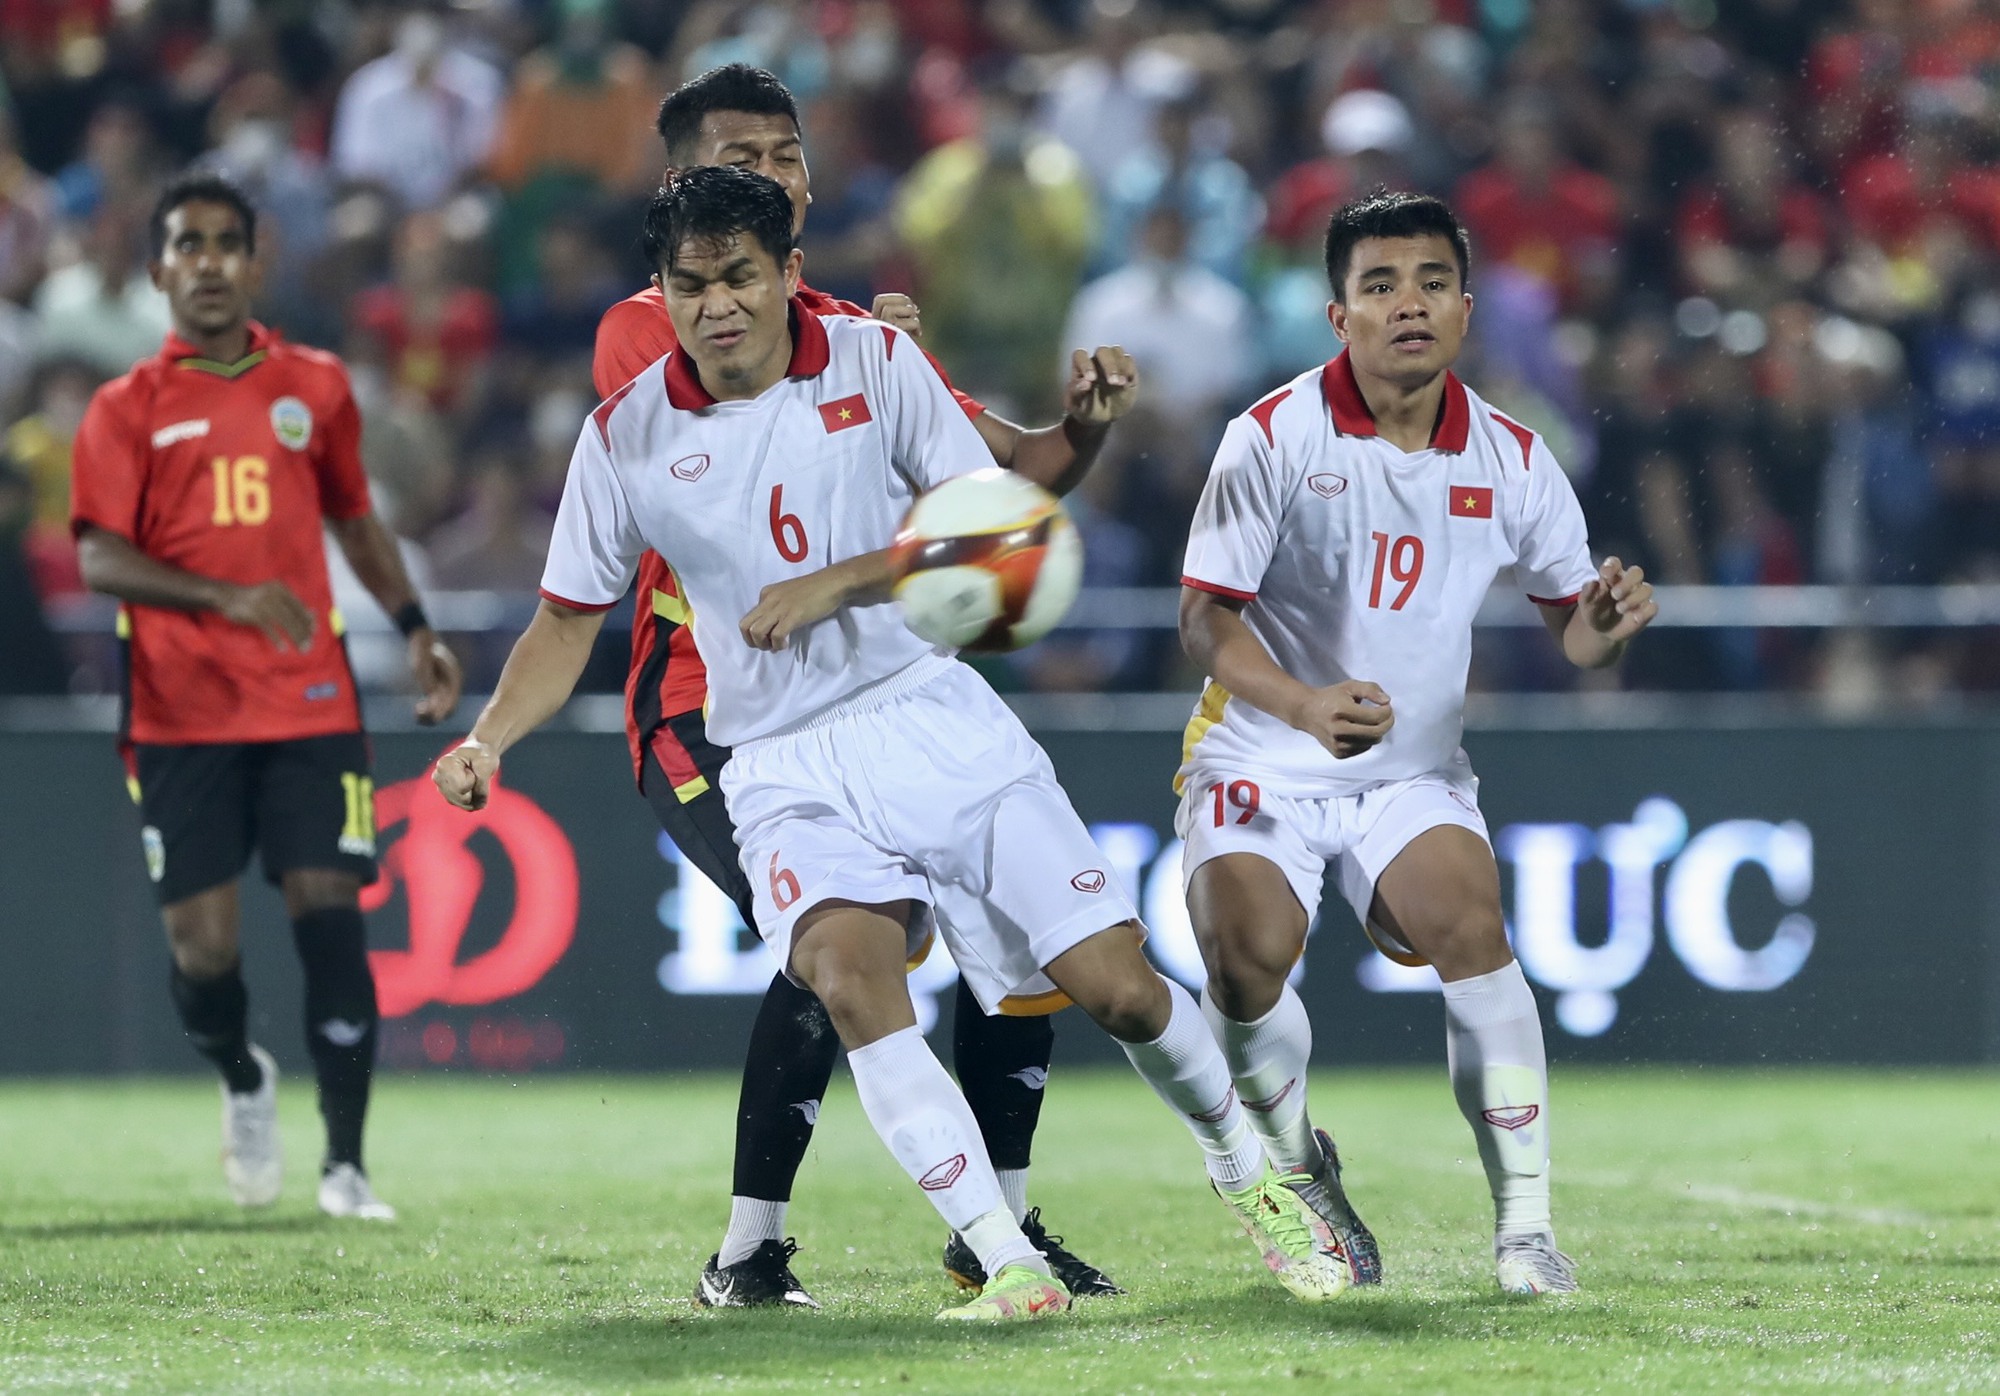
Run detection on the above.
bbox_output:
[1,1068,1996,1393]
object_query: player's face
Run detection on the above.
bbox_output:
[680,113,811,237]
[1330,235,1471,386]
[656,233,805,396]
[151,200,260,338]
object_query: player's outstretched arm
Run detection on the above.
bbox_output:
[1180,586,1395,759]
[433,599,607,811]
[979,347,1139,497]
[328,512,463,725]
[1542,556,1658,669]
[76,525,316,652]
[739,549,897,652]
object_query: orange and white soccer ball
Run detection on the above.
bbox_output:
[891,468,1084,652]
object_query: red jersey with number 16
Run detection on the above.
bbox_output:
[70,322,373,746]
[590,282,987,784]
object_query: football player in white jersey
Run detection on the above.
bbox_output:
[434,167,1357,1319]
[1177,190,1659,1297]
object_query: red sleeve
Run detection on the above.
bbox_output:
[314,373,374,521]
[917,345,986,420]
[592,296,679,399]
[69,382,145,541]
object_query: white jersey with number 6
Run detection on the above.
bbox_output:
[1179,352,1598,799]
[541,310,988,747]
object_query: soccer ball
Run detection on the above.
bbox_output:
[891,468,1084,652]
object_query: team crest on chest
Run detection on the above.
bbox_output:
[269,396,313,451]
[1307,473,1348,499]
[670,453,710,482]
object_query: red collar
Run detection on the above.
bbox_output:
[662,300,831,410]
[161,320,274,364]
[1320,350,1470,453]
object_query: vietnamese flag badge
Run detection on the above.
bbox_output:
[819,393,872,433]
[1450,485,1494,519]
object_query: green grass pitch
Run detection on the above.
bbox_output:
[2,1067,1996,1393]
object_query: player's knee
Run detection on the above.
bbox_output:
[163,908,237,978]
[1072,968,1170,1044]
[1419,905,1510,980]
[1196,929,1296,1022]
[282,869,361,919]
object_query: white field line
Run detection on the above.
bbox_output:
[1560,1168,1934,1227]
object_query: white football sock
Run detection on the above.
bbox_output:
[1119,977,1265,1190]
[995,1168,1030,1224]
[1441,960,1552,1237]
[717,1195,787,1268]
[848,1026,1045,1278]
[1202,983,1319,1174]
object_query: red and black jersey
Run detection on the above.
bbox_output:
[590,282,988,787]
[70,322,374,747]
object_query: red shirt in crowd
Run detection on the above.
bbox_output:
[69,322,373,746]
[589,283,985,787]
[352,284,498,412]
[1454,162,1620,304]
[1841,152,2000,254]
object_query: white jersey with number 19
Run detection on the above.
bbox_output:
[541,309,987,748]
[1179,352,1598,799]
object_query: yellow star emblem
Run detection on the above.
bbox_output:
[838,407,853,421]
[1463,496,1478,510]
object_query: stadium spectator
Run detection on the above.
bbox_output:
[486,0,657,199]
[0,102,54,306]
[350,208,498,419]
[191,73,334,338]
[1676,109,1830,306]
[1454,93,1620,312]
[51,95,161,228]
[1036,0,1192,190]
[0,455,66,694]
[1092,91,1261,285]
[1062,205,1252,436]
[895,63,1092,416]
[329,10,503,213]
[31,199,170,376]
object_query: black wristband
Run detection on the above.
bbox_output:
[393,601,430,637]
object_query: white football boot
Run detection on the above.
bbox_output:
[318,1162,397,1221]
[1496,1232,1579,1295]
[221,1044,282,1207]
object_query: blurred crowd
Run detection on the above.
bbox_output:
[3,0,2000,702]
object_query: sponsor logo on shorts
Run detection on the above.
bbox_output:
[1448,789,1480,815]
[1307,473,1348,499]
[670,453,710,481]
[793,1099,820,1126]
[1008,1067,1049,1091]
[141,826,165,883]
[270,396,313,451]
[1191,1087,1237,1124]
[1482,1104,1540,1131]
[318,1018,369,1047]
[305,682,339,701]
[918,1153,967,1191]
[1070,869,1106,894]
[150,418,209,448]
[1244,1079,1298,1114]
[338,831,377,857]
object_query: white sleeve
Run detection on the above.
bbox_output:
[879,324,992,492]
[1509,437,1598,605]
[1181,414,1287,600]
[539,423,642,611]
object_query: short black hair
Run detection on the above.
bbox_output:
[1323,189,1470,302]
[642,165,796,276]
[654,64,800,166]
[149,169,257,259]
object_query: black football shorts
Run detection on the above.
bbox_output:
[129,731,379,906]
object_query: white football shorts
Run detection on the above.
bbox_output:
[1175,751,1489,966]
[723,655,1138,1014]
